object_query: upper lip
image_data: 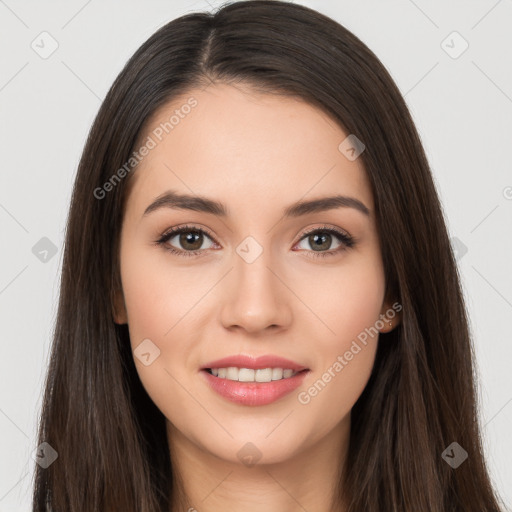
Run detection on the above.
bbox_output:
[201,354,308,372]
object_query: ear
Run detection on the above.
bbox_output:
[112,287,128,325]
[377,297,402,333]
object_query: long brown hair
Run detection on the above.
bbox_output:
[32,1,506,510]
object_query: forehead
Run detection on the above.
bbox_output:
[124,82,374,219]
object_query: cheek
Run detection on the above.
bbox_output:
[301,249,385,345]
[119,250,198,425]
[119,240,210,392]
[120,243,193,342]
[295,253,384,418]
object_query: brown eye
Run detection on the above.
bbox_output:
[156,224,355,259]
[174,230,205,251]
[304,232,336,251]
[156,225,217,257]
[294,226,355,259]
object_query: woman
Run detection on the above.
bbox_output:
[32,1,506,511]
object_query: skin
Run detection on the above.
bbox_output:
[113,82,401,512]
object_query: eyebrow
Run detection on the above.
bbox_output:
[142,190,370,219]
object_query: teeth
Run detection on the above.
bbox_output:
[209,367,298,382]
[227,367,239,380]
[256,368,272,382]
[272,368,283,380]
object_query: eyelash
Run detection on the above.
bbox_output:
[154,224,356,259]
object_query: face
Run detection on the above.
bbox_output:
[114,82,398,466]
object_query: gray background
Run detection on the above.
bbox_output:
[0,0,511,510]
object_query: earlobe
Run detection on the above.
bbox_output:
[378,299,402,333]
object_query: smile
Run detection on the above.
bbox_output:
[206,367,300,382]
[199,354,310,406]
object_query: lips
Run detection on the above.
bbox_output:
[200,354,310,406]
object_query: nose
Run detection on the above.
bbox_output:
[219,247,293,334]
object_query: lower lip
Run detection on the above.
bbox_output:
[201,369,309,406]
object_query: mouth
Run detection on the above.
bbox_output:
[199,354,310,406]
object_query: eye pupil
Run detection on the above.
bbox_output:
[180,231,202,250]
[310,233,331,251]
